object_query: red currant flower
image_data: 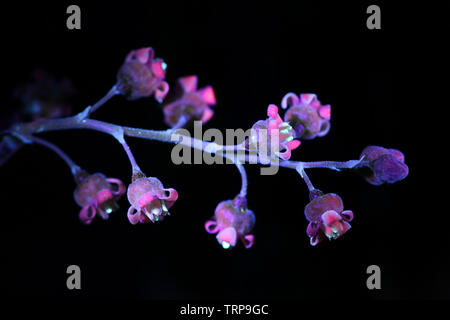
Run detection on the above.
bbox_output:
[304,192,353,246]
[162,75,216,128]
[247,104,301,160]
[116,47,169,102]
[74,172,126,224]
[204,195,255,249]
[127,176,178,224]
[358,146,409,185]
[281,93,331,140]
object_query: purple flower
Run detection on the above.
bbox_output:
[359,146,409,185]
[74,172,126,224]
[305,193,353,246]
[205,195,255,249]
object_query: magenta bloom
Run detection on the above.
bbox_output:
[282,93,331,140]
[74,173,126,224]
[305,193,353,246]
[359,146,409,185]
[247,104,301,160]
[162,75,216,127]
[116,47,169,102]
[205,195,255,249]
[127,176,178,224]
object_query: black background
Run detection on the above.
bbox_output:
[0,0,445,302]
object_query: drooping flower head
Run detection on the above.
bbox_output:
[74,172,126,224]
[162,75,216,128]
[127,174,178,224]
[282,93,331,140]
[116,47,169,102]
[246,104,301,160]
[358,145,408,185]
[205,195,255,249]
[304,191,354,246]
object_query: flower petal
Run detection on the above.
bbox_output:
[160,188,178,202]
[341,210,354,222]
[321,210,342,226]
[127,206,141,225]
[154,81,169,103]
[205,220,220,234]
[197,86,216,105]
[281,93,299,109]
[242,234,255,249]
[216,227,237,248]
[178,75,198,92]
[106,178,126,197]
[79,205,96,225]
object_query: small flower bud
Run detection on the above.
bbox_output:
[358,146,409,185]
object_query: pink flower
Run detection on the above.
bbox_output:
[304,192,353,246]
[74,172,126,224]
[282,93,331,140]
[116,47,169,102]
[359,146,409,185]
[204,195,255,249]
[162,75,216,128]
[127,176,178,224]
[247,104,301,160]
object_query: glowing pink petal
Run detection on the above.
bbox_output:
[178,75,198,92]
[138,193,156,209]
[341,210,354,222]
[281,93,299,109]
[306,221,320,237]
[127,206,141,225]
[197,86,216,105]
[96,189,113,205]
[300,93,316,105]
[310,233,321,246]
[201,107,214,123]
[267,104,281,121]
[154,81,169,103]
[321,210,341,226]
[277,148,292,160]
[319,105,331,120]
[151,60,166,78]
[216,227,237,247]
[161,188,178,201]
[106,178,126,196]
[79,205,96,225]
[242,234,255,248]
[205,220,220,234]
[286,139,301,150]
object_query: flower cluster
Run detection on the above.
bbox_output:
[73,172,126,224]
[126,174,178,224]
[204,195,255,249]
[116,47,169,102]
[162,75,216,128]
